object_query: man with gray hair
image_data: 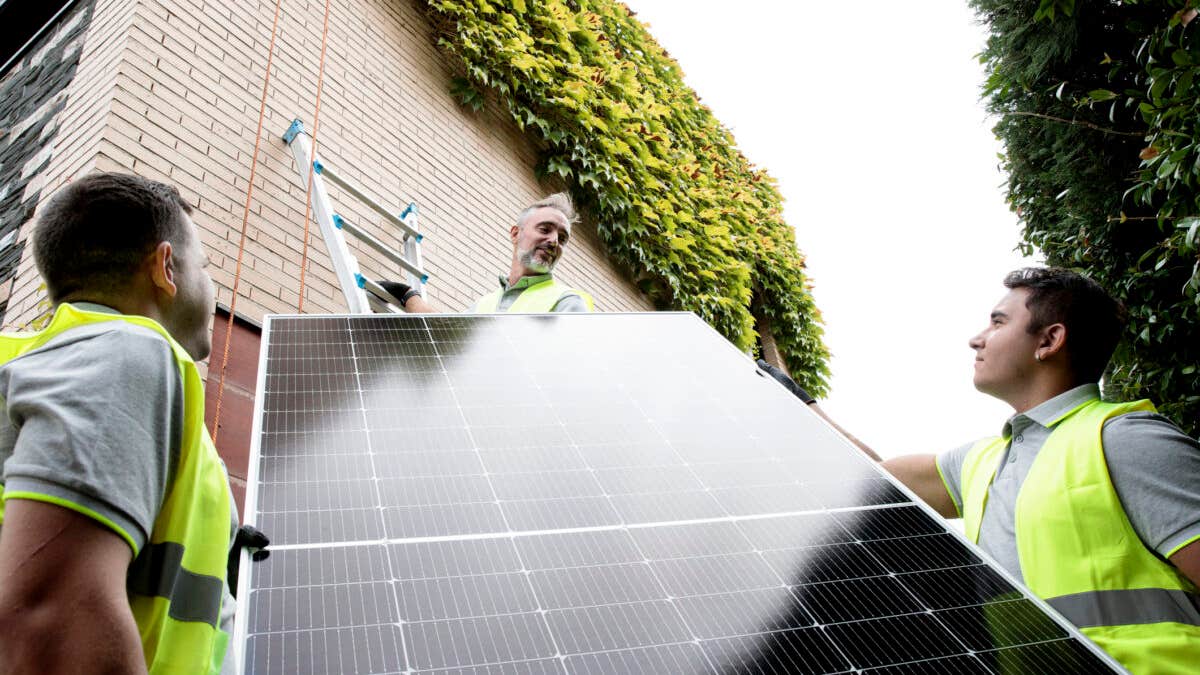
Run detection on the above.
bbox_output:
[379,192,594,313]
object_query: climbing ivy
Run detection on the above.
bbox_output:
[423,0,830,394]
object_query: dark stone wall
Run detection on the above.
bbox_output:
[0,0,94,322]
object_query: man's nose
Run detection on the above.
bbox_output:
[968,331,984,350]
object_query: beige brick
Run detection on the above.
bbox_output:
[7,0,651,329]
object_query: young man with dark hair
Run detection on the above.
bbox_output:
[765,266,1200,673]
[378,192,594,313]
[0,172,260,674]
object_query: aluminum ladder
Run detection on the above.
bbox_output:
[282,119,427,313]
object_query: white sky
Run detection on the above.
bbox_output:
[626,1,1037,458]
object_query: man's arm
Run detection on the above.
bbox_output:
[1102,412,1200,586]
[0,499,146,674]
[0,325,182,674]
[806,402,881,461]
[880,454,960,518]
[755,360,959,517]
[400,295,436,313]
[1168,540,1200,587]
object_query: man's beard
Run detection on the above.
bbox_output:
[518,246,556,274]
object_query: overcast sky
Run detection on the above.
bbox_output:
[625,1,1038,458]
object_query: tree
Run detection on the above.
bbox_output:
[972,0,1200,434]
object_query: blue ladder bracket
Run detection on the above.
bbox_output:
[332,214,345,229]
[355,273,366,288]
[282,119,305,144]
[312,160,325,175]
[399,203,423,242]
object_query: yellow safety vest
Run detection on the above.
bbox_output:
[0,303,232,674]
[475,278,594,313]
[961,398,1200,674]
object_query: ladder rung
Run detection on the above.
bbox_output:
[333,214,428,283]
[314,161,421,241]
[282,118,427,314]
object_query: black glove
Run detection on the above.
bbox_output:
[756,359,816,404]
[377,279,419,307]
[227,524,270,597]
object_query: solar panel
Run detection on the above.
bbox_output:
[234,313,1123,674]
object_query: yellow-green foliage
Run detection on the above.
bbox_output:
[424,0,830,393]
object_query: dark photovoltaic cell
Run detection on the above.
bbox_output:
[237,314,1121,674]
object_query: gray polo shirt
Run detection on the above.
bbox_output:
[469,273,590,312]
[938,384,1200,584]
[0,303,239,671]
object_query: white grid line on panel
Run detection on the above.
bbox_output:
[261,501,918,551]
[241,314,1124,675]
[349,319,414,675]
[427,323,568,670]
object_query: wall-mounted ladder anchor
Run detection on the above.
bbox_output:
[283,119,428,314]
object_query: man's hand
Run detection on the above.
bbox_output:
[375,279,436,313]
[377,280,415,306]
[756,359,816,404]
[0,499,146,674]
[227,524,270,597]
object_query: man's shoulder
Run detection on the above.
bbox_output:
[551,287,592,312]
[938,438,992,472]
[51,319,171,356]
[30,314,165,344]
[1103,409,1194,437]
[5,319,177,382]
[1102,410,1198,458]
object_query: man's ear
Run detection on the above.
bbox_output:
[510,225,520,245]
[147,241,178,298]
[1039,323,1067,360]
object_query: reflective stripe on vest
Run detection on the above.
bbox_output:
[960,398,1200,674]
[475,278,594,313]
[0,304,232,674]
[127,541,225,627]
[1047,588,1200,629]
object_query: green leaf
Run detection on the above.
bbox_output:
[426,0,833,397]
[1178,217,1200,251]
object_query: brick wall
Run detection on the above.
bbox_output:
[0,0,95,322]
[4,0,141,326]
[3,0,653,506]
[5,0,652,328]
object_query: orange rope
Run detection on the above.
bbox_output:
[210,0,284,445]
[296,0,334,313]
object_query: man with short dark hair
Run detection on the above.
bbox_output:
[0,172,257,674]
[379,192,594,313]
[765,267,1200,673]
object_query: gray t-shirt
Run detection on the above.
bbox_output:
[938,384,1200,583]
[0,305,238,669]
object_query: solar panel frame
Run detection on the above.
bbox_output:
[232,313,1129,675]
